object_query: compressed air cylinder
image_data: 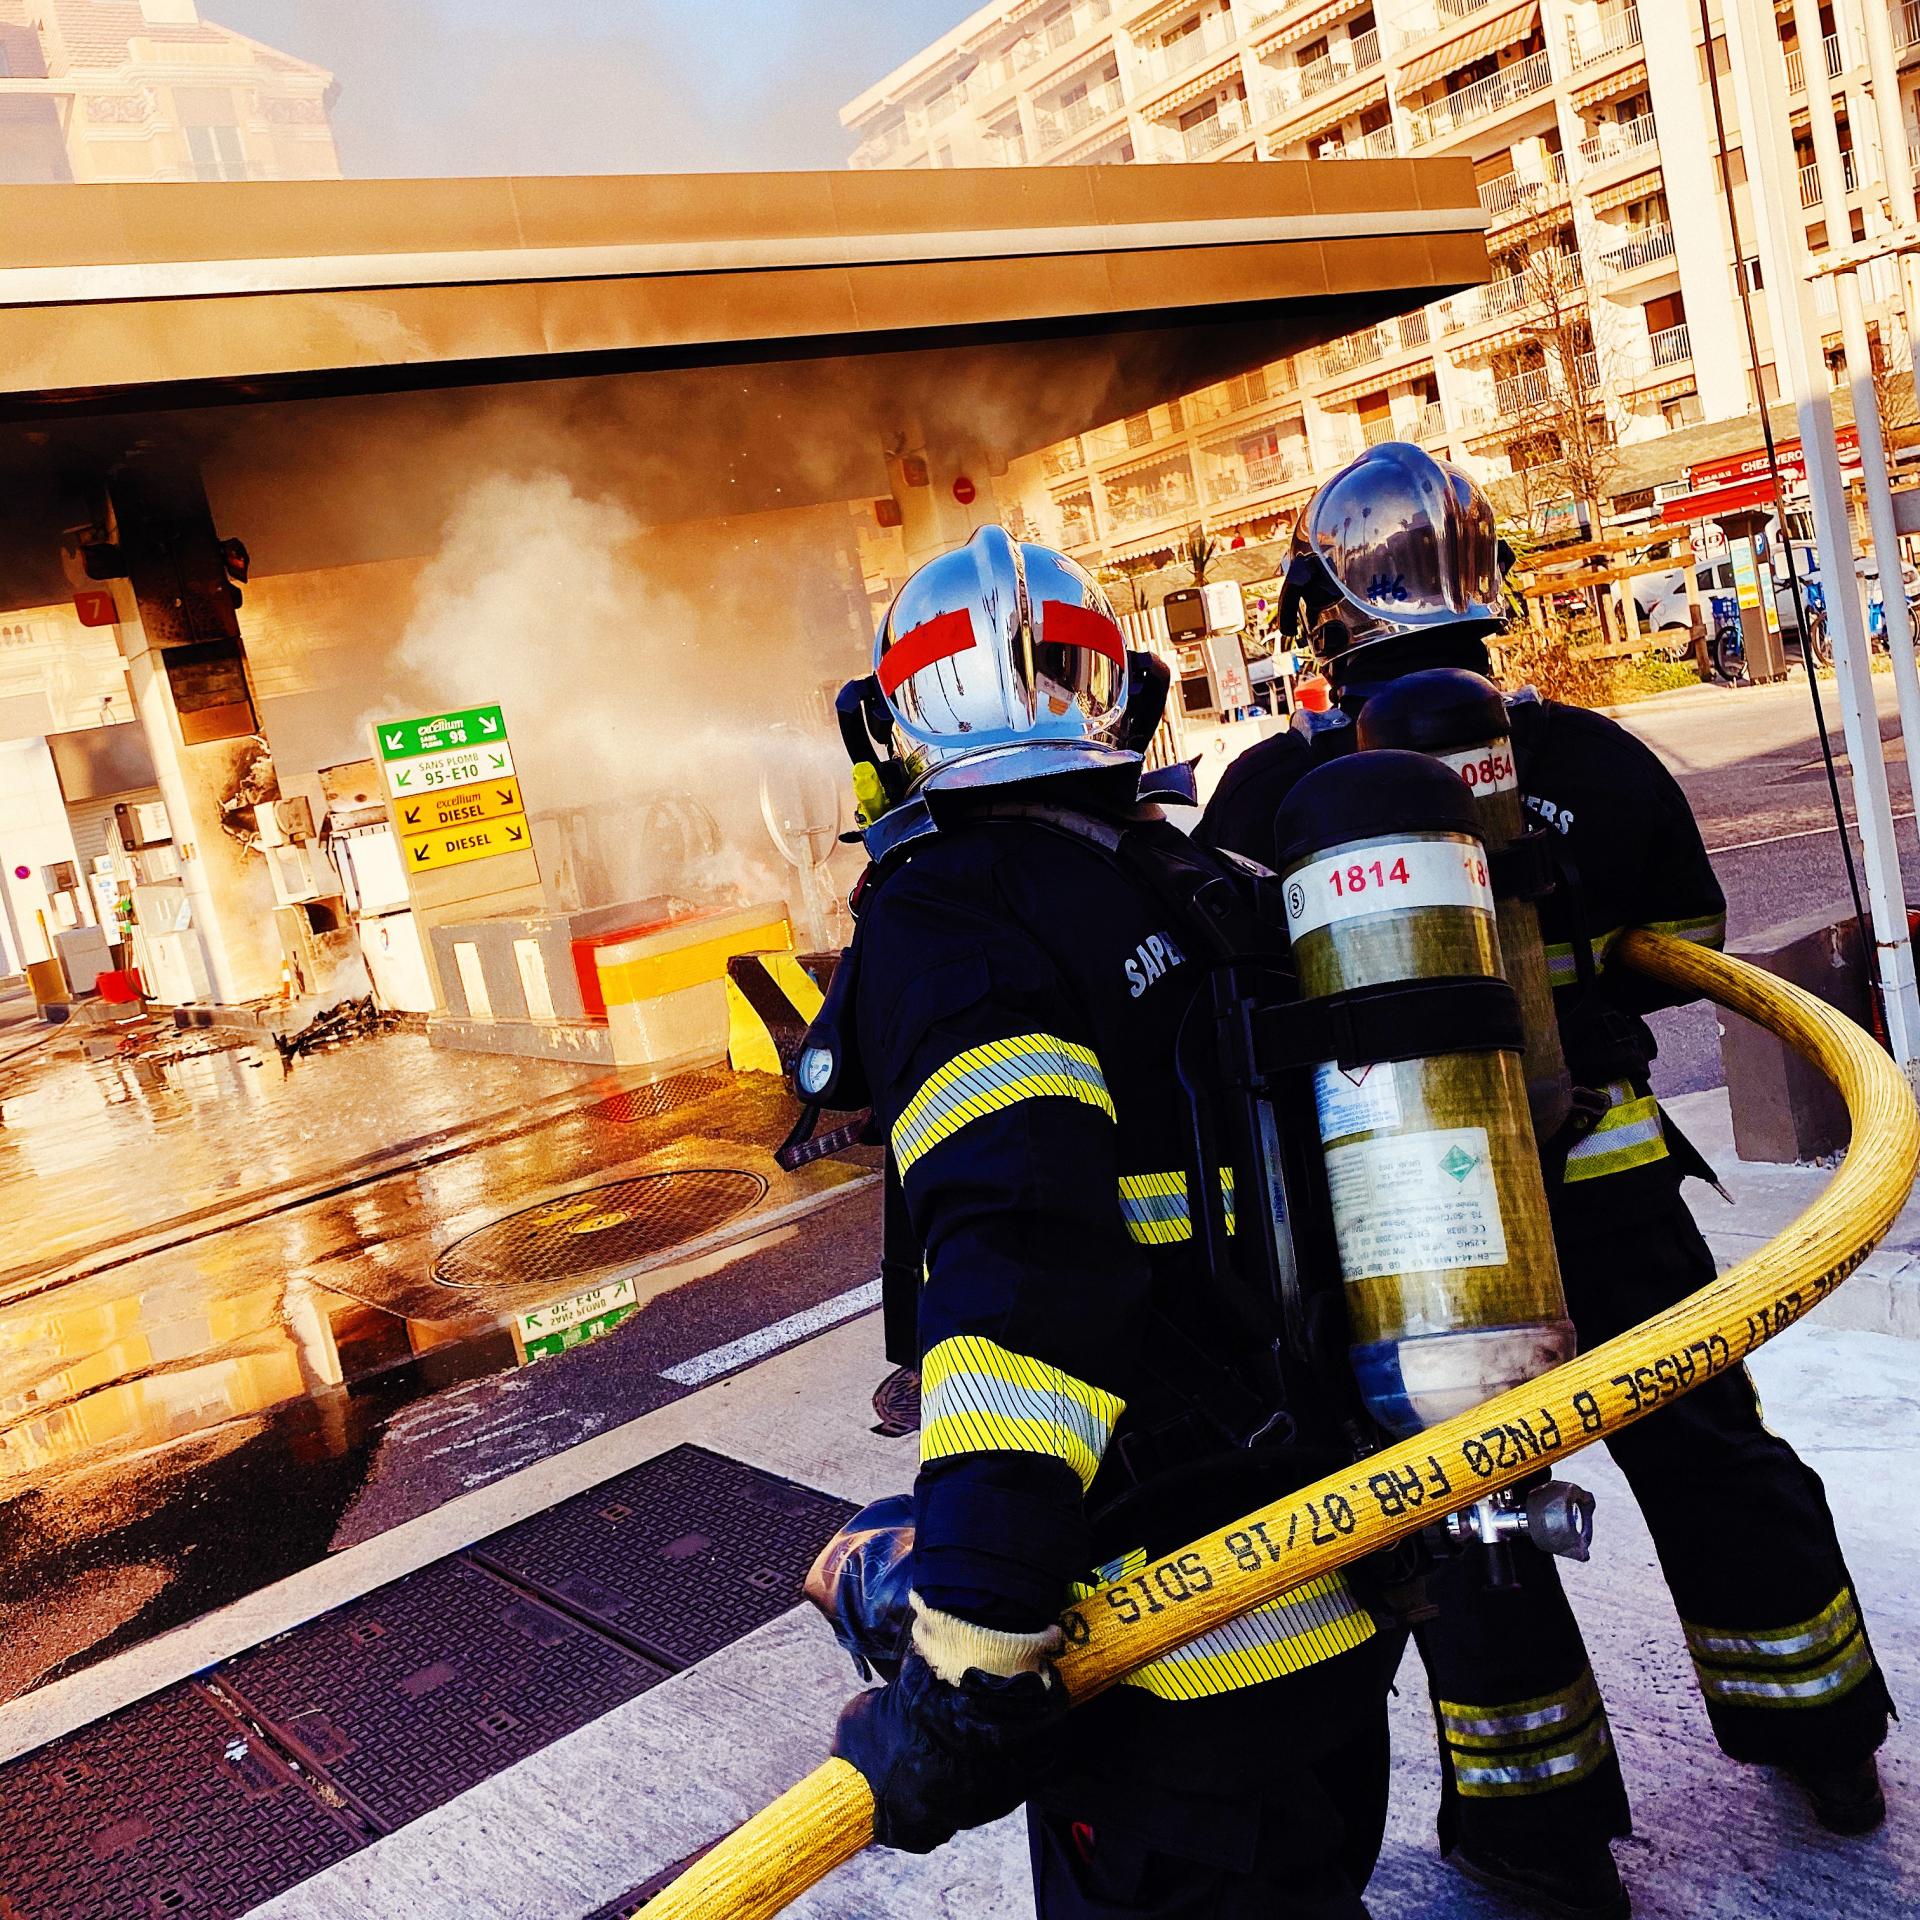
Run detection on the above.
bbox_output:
[1356,669,1574,1149]
[1277,750,1573,1437]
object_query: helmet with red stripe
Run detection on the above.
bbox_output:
[873,525,1134,794]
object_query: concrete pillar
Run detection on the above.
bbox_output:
[886,422,1006,571]
[1641,1,1753,425]
[104,455,281,1006]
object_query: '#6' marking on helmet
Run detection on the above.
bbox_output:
[1125,932,1187,999]
[1367,572,1411,603]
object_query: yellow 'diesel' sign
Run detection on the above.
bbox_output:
[392,777,524,837]
[401,810,532,872]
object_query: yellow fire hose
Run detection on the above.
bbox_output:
[643,931,1920,1920]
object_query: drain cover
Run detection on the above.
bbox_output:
[433,1168,767,1289]
[588,1071,729,1125]
[473,1444,856,1669]
[218,1558,667,1829]
[0,1683,359,1920]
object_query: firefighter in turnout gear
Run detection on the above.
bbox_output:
[1202,443,1891,1920]
[815,527,1396,1916]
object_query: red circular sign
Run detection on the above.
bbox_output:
[951,475,977,505]
[12,866,27,880]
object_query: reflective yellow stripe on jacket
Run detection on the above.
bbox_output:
[1072,1551,1375,1700]
[1438,1668,1617,1798]
[1544,911,1725,989]
[1562,1080,1668,1183]
[891,1032,1113,1177]
[920,1334,1125,1492]
[1117,1168,1236,1245]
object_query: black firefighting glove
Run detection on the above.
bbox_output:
[830,1596,1068,1854]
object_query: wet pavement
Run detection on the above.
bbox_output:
[0,1018,878,1706]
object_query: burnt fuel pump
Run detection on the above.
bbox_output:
[1272,750,1593,1580]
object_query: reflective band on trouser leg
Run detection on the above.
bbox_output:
[919,1334,1125,1493]
[1544,928,1624,988]
[1562,1082,1669,1183]
[1116,1168,1236,1245]
[1684,1586,1878,1709]
[1438,1669,1617,1798]
[1071,1552,1374,1701]
[891,1033,1113,1177]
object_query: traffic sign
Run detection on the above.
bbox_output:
[401,812,532,873]
[392,778,524,836]
[513,1278,640,1365]
[376,704,507,761]
[385,741,515,794]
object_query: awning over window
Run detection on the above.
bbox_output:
[1148,55,1245,118]
[1317,358,1429,407]
[1288,77,1389,145]
[1588,165,1663,214]
[1570,58,1647,113]
[1398,2,1540,93]
[1250,0,1372,52]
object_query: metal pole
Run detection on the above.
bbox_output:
[1797,0,1920,802]
[1855,0,1920,409]
[1727,0,1920,1072]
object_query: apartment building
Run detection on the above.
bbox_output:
[842,0,1920,569]
[0,0,338,185]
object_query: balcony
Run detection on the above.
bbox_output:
[1569,5,1641,70]
[1010,0,1114,75]
[1598,221,1676,276]
[1412,399,1449,440]
[1799,148,1860,207]
[1316,309,1430,378]
[1204,449,1302,503]
[1141,14,1238,88]
[851,121,912,168]
[1577,112,1657,172]
[1905,0,1920,50]
[1495,367,1551,414]
[1442,248,1585,330]
[1396,0,1503,52]
[1184,107,1251,157]
[1648,322,1692,368]
[1479,152,1570,221]
[1106,485,1198,529]
[1406,49,1554,147]
[1300,29,1382,98]
[1060,512,1097,549]
[1783,33,1844,92]
[1036,79,1127,149]
[1042,439,1087,478]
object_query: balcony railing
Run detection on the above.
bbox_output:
[1406,49,1553,147]
[1599,221,1676,274]
[1042,439,1086,478]
[1361,415,1401,447]
[1495,367,1552,414]
[1648,322,1693,368]
[1060,514,1097,548]
[1799,148,1860,207]
[1319,325,1390,377]
[1037,79,1127,148]
[1412,400,1448,440]
[1010,0,1113,72]
[1397,0,1502,52]
[1184,109,1249,157]
[1905,0,1920,49]
[1480,157,1570,220]
[1358,121,1399,155]
[1443,249,1585,329]
[1143,15,1238,87]
[1205,450,1300,502]
[1569,5,1641,70]
[1577,111,1657,171]
[851,121,912,168]
[1106,487,1197,529]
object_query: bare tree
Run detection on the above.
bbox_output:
[1184,526,1218,586]
[1492,236,1626,637]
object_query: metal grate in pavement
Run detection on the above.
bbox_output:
[432,1168,767,1290]
[586,1071,730,1125]
[473,1443,856,1669]
[216,1557,668,1829]
[0,1681,361,1920]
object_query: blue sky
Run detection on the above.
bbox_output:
[212,1,971,175]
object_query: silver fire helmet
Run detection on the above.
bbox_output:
[1279,441,1507,670]
[873,525,1135,793]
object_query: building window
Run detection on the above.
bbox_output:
[185,123,246,181]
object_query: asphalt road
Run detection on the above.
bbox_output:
[1616,673,1920,1098]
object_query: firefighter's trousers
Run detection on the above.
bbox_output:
[1026,1640,1395,1916]
[1415,1198,1891,1856]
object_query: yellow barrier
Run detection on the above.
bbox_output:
[643,931,1920,1920]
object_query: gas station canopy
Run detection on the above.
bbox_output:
[0,161,1486,418]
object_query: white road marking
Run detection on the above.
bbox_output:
[1709,808,1916,856]
[660,1280,883,1386]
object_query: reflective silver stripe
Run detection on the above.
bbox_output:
[892,1034,1112,1175]
[1452,1719,1614,1792]
[1688,1599,1861,1661]
[1116,1168,1235,1244]
[1695,1638,1875,1706]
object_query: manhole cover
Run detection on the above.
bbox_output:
[433,1169,768,1290]
[588,1071,728,1125]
